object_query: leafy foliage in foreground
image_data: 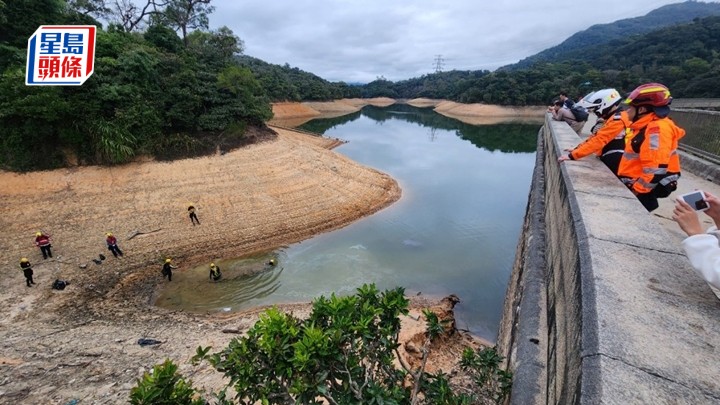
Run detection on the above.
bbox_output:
[129,359,204,405]
[132,284,513,404]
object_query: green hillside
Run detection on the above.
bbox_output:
[506,0,720,70]
[3,0,719,172]
[236,55,361,101]
[360,15,720,103]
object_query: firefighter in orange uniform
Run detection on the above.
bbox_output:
[559,88,629,174]
[617,83,685,212]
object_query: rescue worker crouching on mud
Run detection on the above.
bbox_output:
[617,83,685,212]
[559,88,630,175]
[20,258,35,287]
[209,262,222,282]
[162,258,177,281]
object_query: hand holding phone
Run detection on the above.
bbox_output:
[677,190,710,211]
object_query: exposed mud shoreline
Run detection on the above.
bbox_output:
[269,97,544,127]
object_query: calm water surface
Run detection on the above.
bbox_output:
[157,105,539,341]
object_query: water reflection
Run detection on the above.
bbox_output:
[303,105,539,153]
[299,111,362,134]
[156,105,538,341]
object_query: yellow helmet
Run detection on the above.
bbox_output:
[106,232,112,237]
[20,258,28,263]
[210,262,216,267]
[165,258,172,263]
[35,232,42,236]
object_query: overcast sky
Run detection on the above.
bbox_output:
[209,1,710,83]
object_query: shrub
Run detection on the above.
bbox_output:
[129,359,204,405]
[133,284,513,404]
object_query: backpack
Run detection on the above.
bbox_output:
[570,104,589,122]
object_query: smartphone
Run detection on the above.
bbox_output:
[678,190,709,211]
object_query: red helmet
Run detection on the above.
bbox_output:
[624,83,672,107]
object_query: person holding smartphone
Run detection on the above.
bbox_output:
[673,190,720,290]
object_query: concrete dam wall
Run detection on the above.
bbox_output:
[497,116,720,404]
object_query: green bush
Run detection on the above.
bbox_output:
[131,284,513,404]
[129,359,205,405]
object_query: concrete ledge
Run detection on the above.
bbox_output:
[500,115,720,404]
[680,150,720,185]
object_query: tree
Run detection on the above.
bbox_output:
[0,0,65,46]
[162,0,214,46]
[66,0,111,18]
[144,23,183,53]
[110,0,166,32]
[186,26,243,67]
[0,1,6,26]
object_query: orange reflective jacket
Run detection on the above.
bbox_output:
[569,111,630,174]
[617,113,686,194]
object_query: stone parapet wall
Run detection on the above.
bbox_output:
[498,116,720,404]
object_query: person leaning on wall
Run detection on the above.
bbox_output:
[673,191,720,292]
[576,90,604,134]
[558,91,575,109]
[548,99,584,135]
[616,83,685,212]
[558,88,629,175]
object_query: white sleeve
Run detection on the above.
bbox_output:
[681,232,720,290]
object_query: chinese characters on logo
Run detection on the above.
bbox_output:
[26,26,96,86]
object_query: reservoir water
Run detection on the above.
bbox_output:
[156,105,540,341]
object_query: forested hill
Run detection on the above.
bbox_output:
[555,15,720,97]
[361,15,720,104]
[0,0,276,172]
[3,1,720,172]
[236,55,361,101]
[505,1,720,70]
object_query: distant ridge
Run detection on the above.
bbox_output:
[503,1,720,70]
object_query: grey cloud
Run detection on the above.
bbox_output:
[210,0,707,83]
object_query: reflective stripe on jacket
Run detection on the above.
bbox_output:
[35,235,51,246]
[617,113,686,194]
[569,111,630,168]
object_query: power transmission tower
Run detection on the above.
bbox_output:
[433,55,445,73]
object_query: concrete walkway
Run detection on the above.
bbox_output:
[502,115,720,404]
[581,115,720,245]
[654,152,720,300]
[655,156,720,242]
[583,113,719,287]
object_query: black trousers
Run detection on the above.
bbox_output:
[108,244,123,257]
[165,270,172,281]
[23,269,34,286]
[189,212,200,225]
[636,192,659,212]
[39,245,52,259]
